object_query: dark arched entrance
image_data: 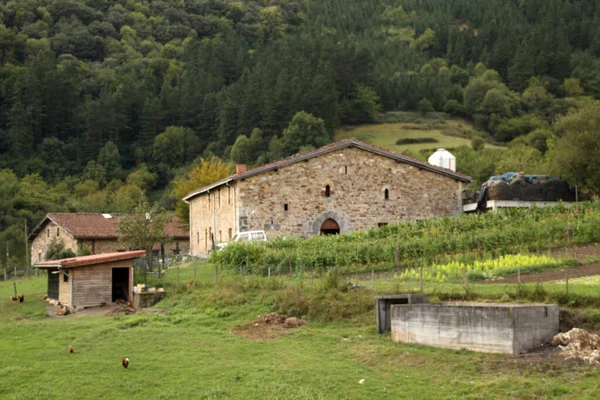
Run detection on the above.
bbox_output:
[320,218,340,235]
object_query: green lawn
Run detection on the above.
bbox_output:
[2,263,600,399]
[335,120,504,159]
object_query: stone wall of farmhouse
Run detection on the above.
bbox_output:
[31,222,79,265]
[189,184,237,256]
[237,147,462,238]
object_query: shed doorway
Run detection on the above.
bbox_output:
[112,268,130,302]
[48,271,59,300]
[320,218,340,235]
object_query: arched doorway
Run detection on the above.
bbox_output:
[320,218,340,235]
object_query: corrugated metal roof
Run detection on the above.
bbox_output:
[34,250,146,268]
[183,138,472,201]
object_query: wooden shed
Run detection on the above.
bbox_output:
[34,250,145,310]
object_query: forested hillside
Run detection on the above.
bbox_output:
[2,0,600,266]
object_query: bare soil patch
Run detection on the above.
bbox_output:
[484,262,600,284]
[551,242,600,263]
[231,313,306,340]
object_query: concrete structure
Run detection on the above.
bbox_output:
[375,294,429,334]
[391,302,560,355]
[463,200,574,213]
[184,139,471,256]
[34,250,146,310]
[29,213,189,265]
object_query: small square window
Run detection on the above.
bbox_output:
[284,204,288,211]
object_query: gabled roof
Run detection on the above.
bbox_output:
[183,138,471,201]
[34,250,146,269]
[29,213,189,241]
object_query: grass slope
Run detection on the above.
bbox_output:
[335,117,503,159]
[2,266,600,399]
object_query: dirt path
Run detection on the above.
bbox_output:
[484,262,600,284]
[550,242,600,263]
[484,242,600,284]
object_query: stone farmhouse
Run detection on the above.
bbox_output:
[29,213,189,265]
[183,139,471,257]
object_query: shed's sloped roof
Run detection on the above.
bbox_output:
[183,138,472,201]
[34,250,146,268]
[29,213,189,241]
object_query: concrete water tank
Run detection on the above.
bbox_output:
[428,148,456,171]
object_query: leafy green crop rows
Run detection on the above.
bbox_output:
[213,202,600,275]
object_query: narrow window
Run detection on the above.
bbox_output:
[218,190,221,207]
[384,188,389,200]
[219,230,222,243]
[38,252,41,262]
[228,228,232,240]
[47,229,50,238]
[197,232,199,244]
[208,195,211,210]
[63,272,69,283]
[57,227,60,237]
[228,186,231,204]
[344,166,347,174]
[325,185,331,197]
[284,203,288,211]
[204,229,208,249]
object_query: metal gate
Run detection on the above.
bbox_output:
[48,271,59,300]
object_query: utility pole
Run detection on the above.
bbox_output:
[24,219,29,278]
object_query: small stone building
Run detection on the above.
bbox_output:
[184,139,471,256]
[29,213,188,265]
[34,250,145,309]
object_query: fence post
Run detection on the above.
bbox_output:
[371,269,374,291]
[268,266,271,279]
[517,267,521,285]
[419,265,423,293]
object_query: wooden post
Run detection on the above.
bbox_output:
[371,269,374,291]
[517,267,521,285]
[24,219,29,279]
[13,282,17,297]
[268,266,271,279]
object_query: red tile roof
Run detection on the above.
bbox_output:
[34,250,146,268]
[29,214,189,241]
[183,138,472,201]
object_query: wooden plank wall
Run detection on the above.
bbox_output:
[71,260,133,308]
[58,271,71,305]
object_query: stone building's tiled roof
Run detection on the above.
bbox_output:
[183,138,472,201]
[29,213,189,241]
[34,250,147,268]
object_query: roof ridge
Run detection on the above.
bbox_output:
[183,138,471,200]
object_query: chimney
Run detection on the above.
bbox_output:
[236,164,247,174]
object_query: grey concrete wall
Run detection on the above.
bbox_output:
[513,305,560,354]
[375,294,429,334]
[391,303,559,355]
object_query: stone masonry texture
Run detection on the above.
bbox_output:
[188,146,463,256]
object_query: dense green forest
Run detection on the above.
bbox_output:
[2,0,600,267]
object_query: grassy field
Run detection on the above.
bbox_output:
[2,264,600,400]
[334,118,503,159]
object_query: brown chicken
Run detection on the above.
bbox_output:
[121,357,129,369]
[69,346,74,354]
